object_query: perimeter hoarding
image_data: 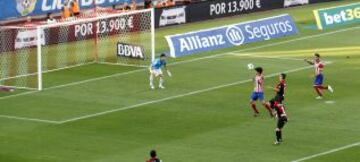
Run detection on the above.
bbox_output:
[166,14,299,58]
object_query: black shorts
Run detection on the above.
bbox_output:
[277,116,288,129]
[271,95,284,103]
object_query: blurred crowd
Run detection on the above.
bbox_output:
[4,0,203,26]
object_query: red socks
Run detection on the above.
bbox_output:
[264,103,271,112]
[251,103,259,114]
[251,103,272,115]
[314,85,328,96]
[314,86,322,96]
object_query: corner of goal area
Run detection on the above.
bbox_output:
[0,114,62,124]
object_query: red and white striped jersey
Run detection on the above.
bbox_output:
[254,75,264,92]
[314,61,324,75]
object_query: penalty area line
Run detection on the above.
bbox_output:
[291,141,360,162]
[58,64,319,124]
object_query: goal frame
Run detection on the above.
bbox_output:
[7,8,155,91]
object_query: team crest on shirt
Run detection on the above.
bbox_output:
[15,0,37,16]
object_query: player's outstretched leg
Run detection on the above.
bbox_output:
[318,85,334,93]
[250,101,260,117]
[328,85,334,93]
[262,101,273,117]
[313,85,323,99]
[314,85,334,99]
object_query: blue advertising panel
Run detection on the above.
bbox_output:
[165,14,299,58]
[0,0,141,21]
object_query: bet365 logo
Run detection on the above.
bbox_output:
[323,7,360,25]
[16,0,37,16]
[226,26,245,46]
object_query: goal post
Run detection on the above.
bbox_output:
[0,26,40,91]
[0,8,155,91]
[36,26,43,91]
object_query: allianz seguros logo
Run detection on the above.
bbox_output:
[16,0,37,16]
[225,26,245,46]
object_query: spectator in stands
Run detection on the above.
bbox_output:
[144,0,152,8]
[183,0,191,5]
[122,2,131,11]
[166,0,175,7]
[156,1,166,8]
[71,0,80,16]
[62,6,71,19]
[131,0,138,10]
[112,4,118,10]
[46,13,56,24]
[146,150,161,162]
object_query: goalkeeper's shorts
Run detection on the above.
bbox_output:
[150,68,163,77]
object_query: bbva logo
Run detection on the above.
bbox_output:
[226,26,245,46]
[117,43,145,59]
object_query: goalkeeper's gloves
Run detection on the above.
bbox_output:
[167,70,172,77]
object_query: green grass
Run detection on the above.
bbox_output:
[0,1,360,161]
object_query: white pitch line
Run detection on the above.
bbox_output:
[0,68,145,100]
[170,26,360,66]
[228,53,306,61]
[291,141,360,162]
[0,26,358,101]
[0,115,60,124]
[0,55,310,124]
[58,64,317,124]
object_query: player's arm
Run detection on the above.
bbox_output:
[163,64,172,77]
[273,86,280,92]
[273,83,284,92]
[266,85,278,92]
[304,59,314,65]
[272,108,278,119]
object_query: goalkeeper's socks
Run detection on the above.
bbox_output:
[159,77,164,86]
[150,75,155,89]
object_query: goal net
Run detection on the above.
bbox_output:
[0,8,155,91]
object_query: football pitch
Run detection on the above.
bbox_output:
[0,1,359,162]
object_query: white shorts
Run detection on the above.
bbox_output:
[150,68,163,77]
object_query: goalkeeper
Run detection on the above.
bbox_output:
[149,53,171,89]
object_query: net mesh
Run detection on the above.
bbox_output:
[0,27,39,90]
[0,9,154,90]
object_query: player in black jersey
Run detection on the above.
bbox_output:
[264,73,287,118]
[270,100,288,145]
[271,73,287,103]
